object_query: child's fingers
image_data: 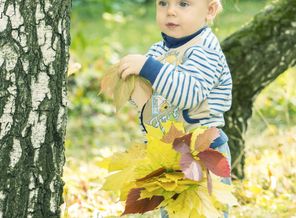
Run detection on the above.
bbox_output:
[121,68,133,80]
[119,63,129,76]
[121,69,131,80]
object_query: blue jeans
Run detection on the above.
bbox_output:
[160,142,232,218]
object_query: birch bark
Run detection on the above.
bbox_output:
[0,0,71,217]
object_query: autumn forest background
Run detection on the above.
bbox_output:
[62,0,296,217]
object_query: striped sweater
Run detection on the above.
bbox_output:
[138,26,232,130]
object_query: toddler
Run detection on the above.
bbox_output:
[119,0,232,217]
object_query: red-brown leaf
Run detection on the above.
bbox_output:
[197,148,231,177]
[173,133,192,154]
[121,188,164,215]
[195,127,220,152]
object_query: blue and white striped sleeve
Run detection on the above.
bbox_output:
[145,41,167,58]
[139,46,221,110]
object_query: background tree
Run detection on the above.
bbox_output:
[222,0,296,179]
[0,1,70,217]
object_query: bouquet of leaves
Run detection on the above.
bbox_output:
[98,121,238,218]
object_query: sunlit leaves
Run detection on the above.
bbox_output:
[99,122,237,217]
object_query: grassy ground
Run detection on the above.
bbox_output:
[62,0,296,217]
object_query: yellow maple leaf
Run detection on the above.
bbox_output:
[145,121,185,143]
[146,138,180,170]
[197,185,222,218]
[165,187,202,218]
[96,156,112,169]
[98,143,146,172]
[145,124,164,141]
[102,167,135,191]
[211,176,239,207]
[164,171,185,181]
[189,209,205,218]
[139,188,176,201]
[157,181,178,191]
[162,121,185,134]
[137,180,160,192]
[120,182,136,201]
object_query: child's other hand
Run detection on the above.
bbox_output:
[119,54,147,80]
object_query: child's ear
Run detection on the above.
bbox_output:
[206,1,219,22]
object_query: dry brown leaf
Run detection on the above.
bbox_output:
[99,63,120,98]
[114,75,135,111]
[162,124,184,144]
[100,64,146,111]
[195,127,220,152]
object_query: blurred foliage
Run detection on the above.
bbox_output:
[63,0,296,217]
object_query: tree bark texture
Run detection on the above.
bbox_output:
[0,1,71,217]
[221,0,296,179]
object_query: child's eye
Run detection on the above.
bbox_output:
[158,0,168,7]
[179,1,189,7]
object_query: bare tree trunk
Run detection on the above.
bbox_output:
[0,0,71,217]
[222,0,296,179]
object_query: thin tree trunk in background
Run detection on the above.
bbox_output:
[222,0,296,179]
[0,1,71,217]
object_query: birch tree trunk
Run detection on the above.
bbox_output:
[222,0,296,179]
[0,0,71,217]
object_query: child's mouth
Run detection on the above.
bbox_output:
[166,23,179,29]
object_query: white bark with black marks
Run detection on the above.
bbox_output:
[0,0,71,217]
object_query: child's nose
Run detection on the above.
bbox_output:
[167,5,177,16]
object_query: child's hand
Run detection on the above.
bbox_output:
[119,54,147,80]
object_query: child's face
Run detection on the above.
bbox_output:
[156,0,210,38]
